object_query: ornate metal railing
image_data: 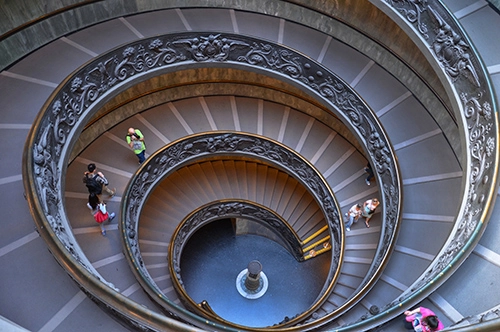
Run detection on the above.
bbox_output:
[329,0,499,330]
[171,198,305,267]
[23,31,401,330]
[121,132,342,328]
[446,305,500,331]
[388,0,499,300]
[167,199,318,322]
[14,0,498,330]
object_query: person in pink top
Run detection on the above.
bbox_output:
[404,306,444,331]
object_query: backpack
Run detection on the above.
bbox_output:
[84,174,102,195]
[132,139,143,150]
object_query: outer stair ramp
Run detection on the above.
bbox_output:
[65,78,459,329]
[29,7,446,330]
[1,2,498,331]
[106,94,381,327]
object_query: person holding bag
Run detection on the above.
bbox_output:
[362,198,380,228]
[87,193,116,236]
[126,127,146,164]
[83,163,116,198]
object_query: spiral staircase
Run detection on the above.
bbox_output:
[1,1,499,331]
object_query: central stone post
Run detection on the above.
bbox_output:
[236,260,268,299]
[245,260,263,291]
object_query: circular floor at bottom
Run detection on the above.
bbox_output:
[180,220,331,328]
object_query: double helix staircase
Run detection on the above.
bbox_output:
[0,1,499,331]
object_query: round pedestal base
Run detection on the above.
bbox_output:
[236,268,268,299]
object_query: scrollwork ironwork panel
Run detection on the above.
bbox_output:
[25,31,403,329]
[168,200,306,292]
[123,132,342,327]
[384,0,498,305]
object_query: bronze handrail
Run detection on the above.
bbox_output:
[23,24,402,332]
[121,131,343,329]
[17,0,499,329]
[167,199,322,326]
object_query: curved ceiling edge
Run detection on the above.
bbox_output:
[70,72,363,162]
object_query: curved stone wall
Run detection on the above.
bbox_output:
[0,1,454,141]
[13,0,499,331]
[71,68,363,161]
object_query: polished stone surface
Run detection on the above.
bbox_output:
[180,220,331,328]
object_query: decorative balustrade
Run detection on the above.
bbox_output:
[121,132,342,327]
[386,0,498,302]
[14,0,500,330]
[167,199,316,321]
[330,1,499,330]
[24,30,402,331]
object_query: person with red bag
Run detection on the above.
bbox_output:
[87,193,115,236]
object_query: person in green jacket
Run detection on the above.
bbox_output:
[126,127,146,164]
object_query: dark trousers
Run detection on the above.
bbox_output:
[136,150,146,163]
[365,164,374,182]
[404,319,414,329]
